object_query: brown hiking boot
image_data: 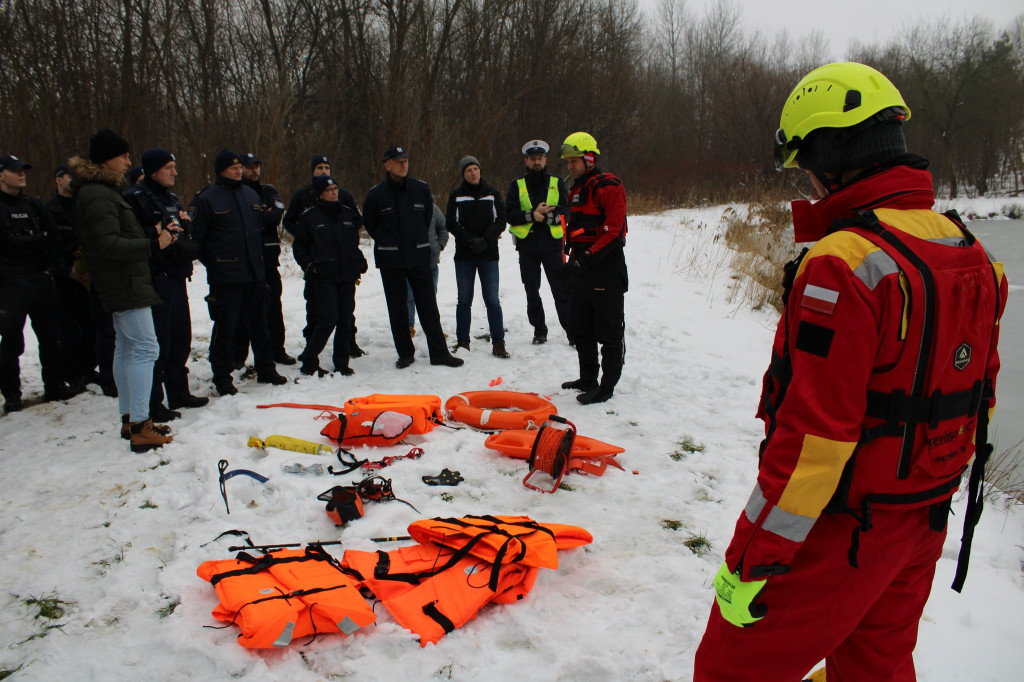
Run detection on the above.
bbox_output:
[492,341,510,358]
[128,419,174,452]
[121,414,171,441]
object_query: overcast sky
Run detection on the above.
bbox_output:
[637,0,1022,58]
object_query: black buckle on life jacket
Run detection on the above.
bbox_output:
[373,550,391,579]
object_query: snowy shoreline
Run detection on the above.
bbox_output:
[1,202,1021,681]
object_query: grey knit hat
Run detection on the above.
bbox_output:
[459,155,481,176]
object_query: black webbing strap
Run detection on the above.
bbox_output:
[422,601,456,636]
[209,546,342,587]
[865,380,985,428]
[952,394,993,592]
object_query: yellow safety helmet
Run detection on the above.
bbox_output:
[560,132,600,159]
[774,62,910,171]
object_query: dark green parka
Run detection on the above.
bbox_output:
[69,156,162,313]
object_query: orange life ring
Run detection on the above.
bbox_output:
[444,391,556,431]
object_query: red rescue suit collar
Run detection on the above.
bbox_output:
[791,162,936,243]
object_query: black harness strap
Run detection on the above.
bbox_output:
[422,601,456,635]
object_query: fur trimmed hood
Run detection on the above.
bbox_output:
[69,155,127,191]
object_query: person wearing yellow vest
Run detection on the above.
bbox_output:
[503,140,571,345]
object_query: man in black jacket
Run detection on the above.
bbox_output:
[0,154,79,413]
[363,145,462,369]
[293,175,367,376]
[446,155,509,358]
[125,147,207,414]
[283,154,364,357]
[504,140,571,345]
[190,149,287,396]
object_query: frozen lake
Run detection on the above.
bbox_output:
[969,218,1023,490]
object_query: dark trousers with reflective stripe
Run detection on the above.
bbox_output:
[695,506,944,682]
[150,275,192,408]
[380,266,447,361]
[518,247,570,338]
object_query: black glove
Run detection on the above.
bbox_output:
[469,237,487,253]
[555,260,580,281]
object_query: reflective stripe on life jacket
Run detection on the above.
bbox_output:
[509,175,562,239]
[196,546,375,648]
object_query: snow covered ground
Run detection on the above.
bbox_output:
[1,204,1022,681]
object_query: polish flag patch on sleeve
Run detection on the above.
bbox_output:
[801,284,839,315]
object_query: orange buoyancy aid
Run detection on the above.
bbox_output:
[196,546,375,649]
[343,544,539,646]
[341,516,591,646]
[346,394,444,433]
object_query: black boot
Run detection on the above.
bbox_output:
[274,350,297,366]
[257,369,288,385]
[150,404,182,422]
[214,376,238,396]
[561,377,598,391]
[167,393,209,409]
[577,386,614,404]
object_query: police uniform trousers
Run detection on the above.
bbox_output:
[301,279,356,369]
[207,281,274,380]
[0,271,63,399]
[55,276,97,383]
[380,266,447,361]
[567,248,626,389]
[694,506,945,682]
[150,275,193,409]
[518,246,571,338]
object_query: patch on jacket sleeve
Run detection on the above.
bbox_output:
[795,321,835,358]
[801,284,839,315]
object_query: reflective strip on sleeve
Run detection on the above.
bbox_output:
[743,484,767,524]
[853,249,899,291]
[762,505,816,543]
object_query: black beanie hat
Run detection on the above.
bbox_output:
[310,154,330,173]
[215,148,242,175]
[799,120,906,176]
[89,129,131,164]
[141,147,175,176]
[312,175,337,197]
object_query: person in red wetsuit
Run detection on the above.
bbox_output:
[557,132,628,405]
[694,62,1008,682]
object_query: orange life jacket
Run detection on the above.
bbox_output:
[196,546,375,649]
[341,515,592,646]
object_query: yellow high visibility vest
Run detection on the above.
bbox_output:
[509,176,563,239]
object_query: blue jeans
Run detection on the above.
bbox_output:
[407,264,439,328]
[454,259,503,343]
[112,307,160,423]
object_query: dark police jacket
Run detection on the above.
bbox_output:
[293,199,367,283]
[46,193,80,280]
[362,175,433,270]
[282,184,316,237]
[189,176,265,285]
[243,177,285,265]
[125,178,199,280]
[0,189,56,283]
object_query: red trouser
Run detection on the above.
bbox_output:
[694,506,945,682]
